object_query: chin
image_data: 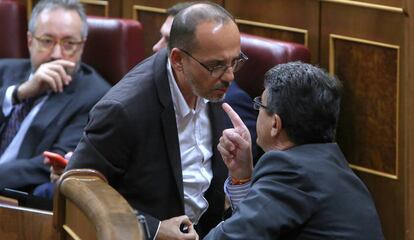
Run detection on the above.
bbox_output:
[206,93,226,102]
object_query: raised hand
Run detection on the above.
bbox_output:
[156,215,198,240]
[218,103,253,180]
[17,59,75,101]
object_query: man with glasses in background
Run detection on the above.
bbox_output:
[0,0,110,194]
[67,2,245,239]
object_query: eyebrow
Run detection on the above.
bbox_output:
[204,53,243,66]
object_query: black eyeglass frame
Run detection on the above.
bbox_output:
[178,48,248,78]
[253,96,269,111]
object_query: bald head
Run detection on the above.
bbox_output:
[168,2,236,52]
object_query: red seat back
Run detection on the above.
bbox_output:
[236,33,311,98]
[0,0,29,58]
[82,16,145,85]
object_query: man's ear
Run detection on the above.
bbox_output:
[27,32,33,49]
[270,113,282,137]
[170,48,184,71]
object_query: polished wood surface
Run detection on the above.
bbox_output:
[320,1,405,238]
[54,169,144,240]
[0,204,56,240]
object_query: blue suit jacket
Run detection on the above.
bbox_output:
[0,59,110,190]
[205,143,384,239]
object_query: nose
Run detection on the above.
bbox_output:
[220,67,235,83]
[152,38,166,53]
[51,43,63,59]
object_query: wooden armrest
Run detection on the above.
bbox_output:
[54,169,144,240]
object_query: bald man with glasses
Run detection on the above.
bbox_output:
[0,0,110,194]
[67,2,245,239]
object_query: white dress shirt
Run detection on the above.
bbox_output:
[167,60,213,224]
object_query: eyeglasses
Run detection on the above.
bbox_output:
[179,48,248,78]
[33,35,85,56]
[253,96,268,110]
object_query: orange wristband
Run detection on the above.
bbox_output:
[231,176,251,185]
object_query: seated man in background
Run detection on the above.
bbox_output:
[0,0,110,193]
[154,1,262,163]
[67,2,243,239]
[204,62,384,239]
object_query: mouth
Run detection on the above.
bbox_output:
[215,88,228,94]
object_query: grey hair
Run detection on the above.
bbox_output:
[28,0,88,38]
[264,61,342,144]
[168,2,235,52]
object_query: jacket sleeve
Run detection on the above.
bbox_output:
[67,99,164,239]
[204,152,318,240]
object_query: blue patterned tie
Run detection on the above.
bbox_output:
[0,98,36,155]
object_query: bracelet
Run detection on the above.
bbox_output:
[12,84,21,105]
[231,176,251,185]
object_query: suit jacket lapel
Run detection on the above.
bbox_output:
[18,69,79,157]
[208,102,227,187]
[154,49,185,206]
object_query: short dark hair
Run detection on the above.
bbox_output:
[166,2,194,16]
[264,62,342,144]
[168,2,235,52]
[29,0,88,38]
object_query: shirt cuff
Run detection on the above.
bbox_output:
[3,85,16,116]
[224,176,251,208]
[152,221,161,240]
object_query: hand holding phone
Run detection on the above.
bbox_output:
[43,151,68,168]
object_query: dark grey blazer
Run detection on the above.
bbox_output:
[205,143,384,240]
[67,49,228,239]
[0,59,110,190]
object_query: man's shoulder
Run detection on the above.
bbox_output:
[78,63,111,88]
[0,58,31,70]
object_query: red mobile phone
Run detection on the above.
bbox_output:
[43,151,68,168]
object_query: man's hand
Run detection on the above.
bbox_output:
[17,59,75,101]
[156,215,198,240]
[44,151,72,183]
[218,103,253,180]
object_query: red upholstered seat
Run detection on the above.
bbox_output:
[0,0,29,58]
[236,33,311,98]
[83,16,145,85]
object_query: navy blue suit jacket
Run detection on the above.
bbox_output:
[205,143,384,239]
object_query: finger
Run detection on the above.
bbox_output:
[44,157,51,164]
[54,166,64,175]
[50,63,70,85]
[45,68,64,92]
[51,172,60,182]
[53,59,76,68]
[54,59,76,75]
[39,71,58,92]
[222,103,245,128]
[178,215,192,226]
[224,130,249,149]
[48,65,67,92]
[217,144,235,165]
[217,144,234,160]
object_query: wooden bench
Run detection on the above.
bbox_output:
[0,169,144,240]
